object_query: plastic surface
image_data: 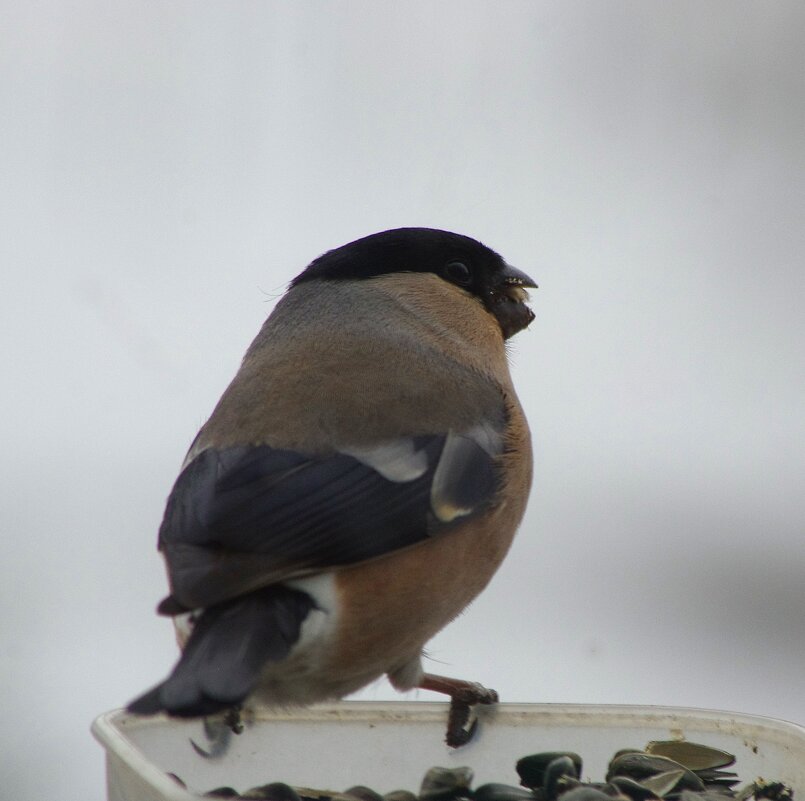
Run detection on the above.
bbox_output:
[92,702,805,801]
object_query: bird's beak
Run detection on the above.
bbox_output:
[492,263,537,339]
[501,263,538,290]
[499,263,537,306]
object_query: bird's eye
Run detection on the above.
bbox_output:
[443,260,472,286]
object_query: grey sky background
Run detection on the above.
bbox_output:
[2,3,804,799]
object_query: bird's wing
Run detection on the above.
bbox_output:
[158,423,505,612]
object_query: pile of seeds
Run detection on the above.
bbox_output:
[172,740,794,801]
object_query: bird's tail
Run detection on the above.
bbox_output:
[127,585,315,717]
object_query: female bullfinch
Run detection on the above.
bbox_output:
[128,228,536,746]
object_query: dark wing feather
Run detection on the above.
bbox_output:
[159,431,501,611]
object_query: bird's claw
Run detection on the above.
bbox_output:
[189,706,243,758]
[445,683,499,748]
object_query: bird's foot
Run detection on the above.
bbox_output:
[190,706,244,759]
[418,673,499,748]
[224,705,244,735]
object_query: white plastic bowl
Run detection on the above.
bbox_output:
[92,702,805,801]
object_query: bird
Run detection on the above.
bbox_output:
[127,227,536,747]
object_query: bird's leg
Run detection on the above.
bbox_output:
[418,673,499,747]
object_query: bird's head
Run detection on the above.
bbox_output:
[292,227,537,339]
